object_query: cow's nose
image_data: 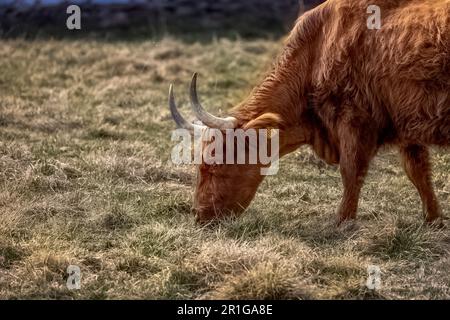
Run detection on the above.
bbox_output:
[192,208,215,225]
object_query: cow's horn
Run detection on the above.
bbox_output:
[190,73,237,129]
[169,84,203,131]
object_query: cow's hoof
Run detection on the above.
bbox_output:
[335,216,359,231]
[425,217,446,229]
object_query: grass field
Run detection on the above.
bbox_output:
[0,34,449,299]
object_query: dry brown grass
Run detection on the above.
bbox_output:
[0,35,449,299]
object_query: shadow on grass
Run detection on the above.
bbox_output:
[214,207,361,249]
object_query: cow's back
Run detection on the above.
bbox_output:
[312,0,450,146]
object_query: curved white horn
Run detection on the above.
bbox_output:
[190,73,237,129]
[169,84,203,132]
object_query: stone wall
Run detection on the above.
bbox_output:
[0,0,325,36]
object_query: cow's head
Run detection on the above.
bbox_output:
[169,74,274,223]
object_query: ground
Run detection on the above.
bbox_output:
[0,34,449,299]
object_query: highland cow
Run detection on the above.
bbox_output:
[169,0,450,224]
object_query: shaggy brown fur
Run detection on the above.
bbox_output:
[193,0,450,224]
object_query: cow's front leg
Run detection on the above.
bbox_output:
[399,144,442,224]
[336,119,377,223]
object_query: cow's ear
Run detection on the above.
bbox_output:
[243,113,283,130]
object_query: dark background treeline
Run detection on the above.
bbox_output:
[0,0,325,39]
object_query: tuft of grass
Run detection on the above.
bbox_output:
[87,127,125,140]
[100,204,134,230]
[210,262,312,300]
[365,219,447,260]
[0,243,27,268]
